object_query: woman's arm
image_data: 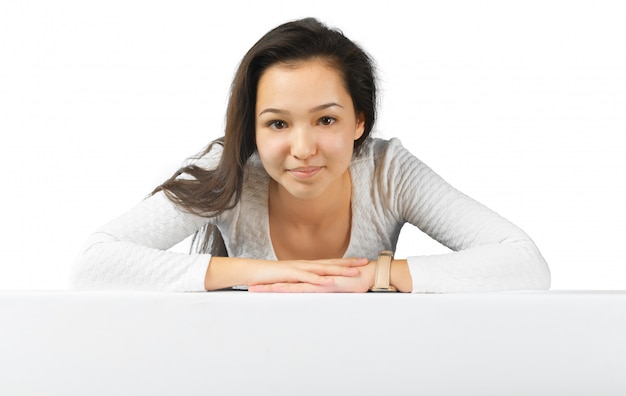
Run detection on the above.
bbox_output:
[71,191,213,291]
[72,191,370,292]
[205,256,370,291]
[387,139,551,292]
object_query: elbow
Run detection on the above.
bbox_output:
[70,243,119,291]
[500,233,551,291]
[535,255,552,290]
[531,261,551,291]
[69,234,113,290]
[520,239,552,291]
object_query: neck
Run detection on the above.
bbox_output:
[269,171,352,228]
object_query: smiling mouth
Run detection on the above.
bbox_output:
[288,166,322,179]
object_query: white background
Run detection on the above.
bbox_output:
[1,0,624,290]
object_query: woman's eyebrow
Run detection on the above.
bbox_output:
[258,102,343,117]
[310,102,343,113]
[258,108,287,117]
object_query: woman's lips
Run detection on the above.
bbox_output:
[288,166,322,179]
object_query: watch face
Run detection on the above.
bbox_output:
[370,287,398,293]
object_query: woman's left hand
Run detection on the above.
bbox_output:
[248,260,376,293]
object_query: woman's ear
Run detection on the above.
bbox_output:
[354,112,365,141]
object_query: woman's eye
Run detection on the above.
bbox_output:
[268,120,287,130]
[319,116,336,126]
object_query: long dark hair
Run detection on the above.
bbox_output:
[154,17,378,255]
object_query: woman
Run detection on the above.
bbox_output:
[72,18,551,293]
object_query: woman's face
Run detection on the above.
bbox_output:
[255,58,365,201]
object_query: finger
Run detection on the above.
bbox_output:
[308,265,360,277]
[290,270,335,286]
[316,257,369,267]
[256,267,334,287]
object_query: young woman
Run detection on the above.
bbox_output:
[72,18,551,293]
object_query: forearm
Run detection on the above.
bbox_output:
[72,239,210,291]
[390,259,413,292]
[204,256,263,291]
[406,240,551,293]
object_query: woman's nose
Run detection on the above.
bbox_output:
[290,125,317,160]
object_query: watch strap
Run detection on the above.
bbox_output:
[371,250,397,292]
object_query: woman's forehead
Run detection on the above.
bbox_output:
[256,59,352,114]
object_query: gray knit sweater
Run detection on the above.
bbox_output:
[71,138,551,292]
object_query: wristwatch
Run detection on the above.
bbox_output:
[370,250,398,292]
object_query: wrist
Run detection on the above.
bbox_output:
[370,250,397,292]
[205,256,261,290]
[390,259,412,293]
[367,260,377,290]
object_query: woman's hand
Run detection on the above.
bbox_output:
[206,256,411,293]
[247,259,376,293]
[205,256,371,292]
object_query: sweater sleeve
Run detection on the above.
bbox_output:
[71,192,213,291]
[71,146,223,292]
[386,139,551,293]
